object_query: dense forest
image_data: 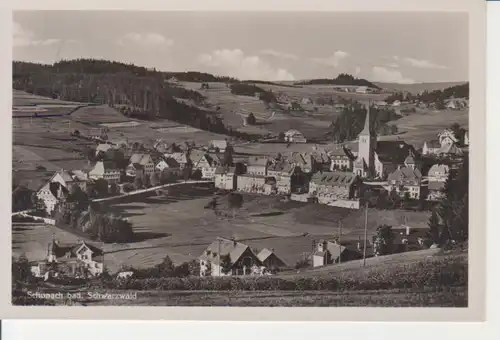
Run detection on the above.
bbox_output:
[328,103,400,142]
[295,73,381,89]
[12,59,263,140]
[385,83,469,104]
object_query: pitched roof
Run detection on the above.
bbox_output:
[428,181,446,191]
[199,237,252,266]
[284,129,304,137]
[310,171,358,187]
[210,140,228,149]
[215,166,236,175]
[387,167,422,183]
[247,156,269,167]
[438,143,464,155]
[425,140,441,148]
[268,161,294,174]
[376,141,414,164]
[428,164,450,176]
[257,248,287,267]
[129,153,152,166]
[164,157,180,168]
[169,152,188,164]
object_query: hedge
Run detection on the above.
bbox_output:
[95,256,466,292]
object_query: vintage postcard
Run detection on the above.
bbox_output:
[1,0,486,321]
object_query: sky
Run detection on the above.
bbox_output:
[12,11,468,83]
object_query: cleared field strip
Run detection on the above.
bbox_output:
[92,180,214,203]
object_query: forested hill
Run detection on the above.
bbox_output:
[13,59,238,83]
[384,82,469,104]
[12,59,260,140]
[295,73,381,89]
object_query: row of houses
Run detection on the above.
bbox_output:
[213,106,467,206]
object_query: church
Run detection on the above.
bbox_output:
[352,103,420,179]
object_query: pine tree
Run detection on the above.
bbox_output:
[427,210,441,245]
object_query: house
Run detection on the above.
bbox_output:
[214,166,237,191]
[236,174,273,195]
[256,248,287,272]
[426,164,450,201]
[169,152,190,169]
[247,156,270,176]
[311,150,331,170]
[386,167,423,199]
[392,100,401,107]
[153,140,170,154]
[89,161,121,184]
[284,129,307,143]
[31,237,104,278]
[36,182,69,214]
[356,86,369,94]
[464,130,469,146]
[301,97,313,105]
[95,143,114,156]
[329,147,354,171]
[422,140,441,155]
[403,150,422,171]
[436,143,464,157]
[189,150,222,179]
[312,239,362,267]
[438,129,459,147]
[128,153,155,176]
[126,163,145,178]
[267,161,299,195]
[155,157,180,172]
[209,140,230,153]
[308,171,360,204]
[199,237,262,276]
[49,170,88,192]
[289,152,314,173]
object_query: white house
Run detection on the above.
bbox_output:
[199,237,262,276]
[284,129,307,143]
[31,238,104,278]
[214,167,237,191]
[89,161,121,184]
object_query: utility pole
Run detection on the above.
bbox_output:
[338,220,342,264]
[218,238,221,276]
[363,201,368,267]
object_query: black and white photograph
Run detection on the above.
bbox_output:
[10,9,473,309]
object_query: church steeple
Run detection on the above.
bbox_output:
[359,102,371,136]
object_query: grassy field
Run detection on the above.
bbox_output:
[19,250,466,307]
[76,287,466,307]
[12,183,432,273]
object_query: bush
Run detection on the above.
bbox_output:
[90,256,467,292]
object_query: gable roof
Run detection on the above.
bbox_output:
[438,143,464,155]
[425,140,441,148]
[268,161,294,174]
[247,156,269,167]
[215,166,236,175]
[129,153,153,166]
[387,167,422,183]
[310,171,358,187]
[256,248,287,267]
[199,237,255,266]
[376,141,414,164]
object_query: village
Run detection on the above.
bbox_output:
[12,95,469,281]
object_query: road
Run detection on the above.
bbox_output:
[91,180,214,203]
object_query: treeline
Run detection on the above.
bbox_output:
[12,60,264,140]
[385,83,469,104]
[295,73,381,89]
[241,80,298,88]
[329,103,401,142]
[53,187,135,243]
[230,83,277,104]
